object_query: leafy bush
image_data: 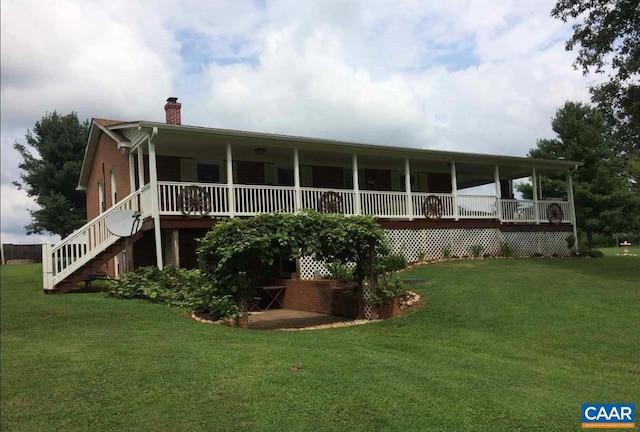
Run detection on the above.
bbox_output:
[577,247,604,258]
[417,251,427,261]
[377,253,408,274]
[499,242,514,258]
[565,234,576,250]
[443,246,452,259]
[470,244,484,258]
[106,266,238,319]
[326,262,354,284]
[369,274,406,306]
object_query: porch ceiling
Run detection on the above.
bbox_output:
[130,122,580,178]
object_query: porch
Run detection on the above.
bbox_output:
[156,180,573,224]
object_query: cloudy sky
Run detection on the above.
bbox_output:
[1,0,592,244]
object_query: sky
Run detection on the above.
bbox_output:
[1,0,592,244]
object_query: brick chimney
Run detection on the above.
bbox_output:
[164,97,181,125]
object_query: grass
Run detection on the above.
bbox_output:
[2,257,639,431]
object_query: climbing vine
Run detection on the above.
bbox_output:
[197,211,389,316]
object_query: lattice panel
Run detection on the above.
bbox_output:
[299,229,572,279]
[502,231,572,257]
[299,256,330,280]
[363,283,373,320]
[385,228,502,260]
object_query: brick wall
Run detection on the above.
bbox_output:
[86,133,131,221]
[282,279,358,318]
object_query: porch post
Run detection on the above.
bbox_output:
[171,229,180,268]
[404,158,413,220]
[128,151,136,193]
[494,165,502,222]
[148,137,164,269]
[451,162,459,221]
[532,168,540,224]
[567,170,579,250]
[137,145,145,190]
[226,143,235,217]
[293,148,301,212]
[352,154,361,215]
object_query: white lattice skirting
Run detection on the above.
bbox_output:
[299,228,573,280]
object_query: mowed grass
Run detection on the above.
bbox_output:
[2,257,639,431]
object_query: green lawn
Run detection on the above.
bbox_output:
[2,257,639,431]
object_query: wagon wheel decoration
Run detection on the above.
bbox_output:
[547,203,563,224]
[317,191,343,213]
[179,186,212,218]
[422,195,443,219]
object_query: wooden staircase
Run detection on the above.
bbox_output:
[46,230,145,294]
[42,186,152,293]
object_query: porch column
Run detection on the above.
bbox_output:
[293,148,301,212]
[226,143,235,217]
[148,138,164,270]
[532,168,540,224]
[352,154,361,215]
[494,165,502,222]
[567,170,579,249]
[404,158,413,220]
[451,162,459,221]
[137,145,145,191]
[128,151,136,193]
[171,229,180,268]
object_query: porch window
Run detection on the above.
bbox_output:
[197,164,220,182]
[400,175,416,192]
[277,168,294,186]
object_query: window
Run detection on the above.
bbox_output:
[400,175,416,192]
[98,181,105,213]
[110,169,117,205]
[197,164,220,182]
[277,168,294,186]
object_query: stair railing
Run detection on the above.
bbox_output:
[43,184,152,290]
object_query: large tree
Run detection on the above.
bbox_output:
[13,112,90,238]
[518,102,639,246]
[552,0,640,191]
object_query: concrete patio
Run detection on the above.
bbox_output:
[248,309,352,330]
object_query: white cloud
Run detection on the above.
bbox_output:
[0,0,592,242]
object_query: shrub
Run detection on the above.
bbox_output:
[106,266,238,319]
[565,234,576,250]
[499,242,514,258]
[377,253,408,274]
[326,262,354,284]
[443,246,452,259]
[470,244,484,258]
[417,251,427,262]
[369,274,406,306]
[577,247,604,258]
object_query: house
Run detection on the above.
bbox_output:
[42,97,580,294]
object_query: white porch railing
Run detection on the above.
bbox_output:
[360,191,408,218]
[43,184,152,290]
[300,187,356,214]
[152,181,573,224]
[235,184,296,215]
[158,181,228,215]
[537,200,572,223]
[411,193,456,218]
[500,199,536,222]
[458,195,498,219]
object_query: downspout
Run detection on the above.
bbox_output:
[567,167,579,251]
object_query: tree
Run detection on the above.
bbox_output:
[13,112,90,238]
[552,0,640,192]
[518,102,639,246]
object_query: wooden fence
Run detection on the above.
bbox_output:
[1,244,42,264]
